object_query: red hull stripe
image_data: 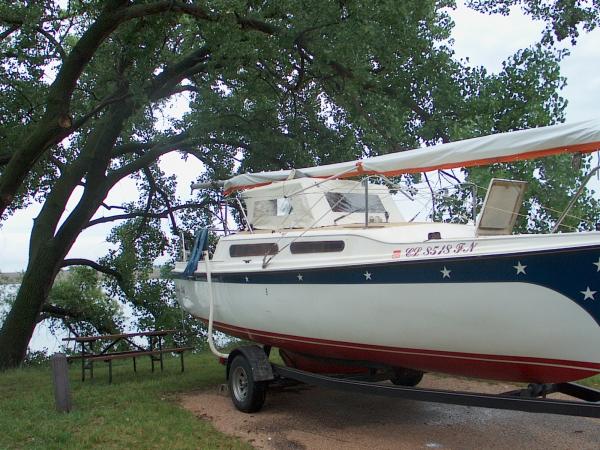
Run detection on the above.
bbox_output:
[201,317,600,383]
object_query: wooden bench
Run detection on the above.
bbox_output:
[64,331,194,383]
[84,347,194,383]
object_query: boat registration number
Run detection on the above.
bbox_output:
[400,241,478,258]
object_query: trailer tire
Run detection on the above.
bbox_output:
[390,367,424,387]
[228,354,267,413]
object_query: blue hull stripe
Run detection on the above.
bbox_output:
[173,245,600,326]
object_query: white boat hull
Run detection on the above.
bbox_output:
[174,229,600,382]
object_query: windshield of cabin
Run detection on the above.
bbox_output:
[254,198,293,217]
[325,192,387,213]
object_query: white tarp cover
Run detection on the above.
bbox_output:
[224,119,600,194]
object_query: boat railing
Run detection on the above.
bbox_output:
[552,163,600,233]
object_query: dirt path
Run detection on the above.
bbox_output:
[180,374,600,449]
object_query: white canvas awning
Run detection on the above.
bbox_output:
[223,119,600,194]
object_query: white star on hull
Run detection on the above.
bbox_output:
[581,286,597,300]
[364,271,372,280]
[513,261,527,275]
[440,266,451,279]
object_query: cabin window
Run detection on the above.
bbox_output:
[229,243,278,257]
[290,240,345,254]
[325,192,386,213]
[254,198,293,217]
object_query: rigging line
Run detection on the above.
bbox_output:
[440,198,593,231]
[375,177,595,231]
[460,182,580,220]
[426,181,595,229]
[405,194,433,222]
[376,175,414,200]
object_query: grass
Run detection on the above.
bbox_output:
[575,374,600,387]
[2,351,599,449]
[0,352,252,450]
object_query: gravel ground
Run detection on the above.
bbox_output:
[180,374,600,450]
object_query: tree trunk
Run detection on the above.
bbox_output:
[0,247,60,369]
[0,96,135,370]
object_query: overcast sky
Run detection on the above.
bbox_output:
[1,3,599,272]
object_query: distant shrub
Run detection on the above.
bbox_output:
[23,349,50,367]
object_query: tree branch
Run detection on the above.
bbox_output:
[142,167,178,233]
[69,90,132,132]
[0,24,18,42]
[0,150,13,166]
[234,13,278,34]
[111,142,154,158]
[60,258,133,303]
[38,303,119,335]
[61,258,124,282]
[424,172,436,218]
[106,133,191,183]
[0,1,215,218]
[135,171,156,239]
[118,1,212,22]
[84,201,210,229]
[36,26,66,60]
[163,84,199,96]
[49,155,66,174]
[101,202,128,211]
[147,46,211,101]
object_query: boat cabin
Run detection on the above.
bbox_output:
[241,178,405,230]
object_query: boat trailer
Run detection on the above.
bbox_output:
[273,365,600,419]
[224,345,600,418]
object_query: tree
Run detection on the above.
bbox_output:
[42,266,124,337]
[466,0,600,45]
[0,0,597,369]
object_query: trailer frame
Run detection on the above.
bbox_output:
[270,364,600,419]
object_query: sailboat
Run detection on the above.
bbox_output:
[173,120,600,385]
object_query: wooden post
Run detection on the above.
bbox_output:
[81,341,85,381]
[158,336,164,372]
[50,353,71,413]
[150,336,155,372]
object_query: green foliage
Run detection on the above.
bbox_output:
[22,349,50,367]
[100,219,206,349]
[2,0,600,366]
[47,267,124,336]
[467,0,600,45]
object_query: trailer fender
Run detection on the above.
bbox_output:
[226,345,274,382]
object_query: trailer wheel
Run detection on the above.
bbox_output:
[228,354,267,413]
[390,367,424,387]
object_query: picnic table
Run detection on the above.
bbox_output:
[63,330,193,383]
